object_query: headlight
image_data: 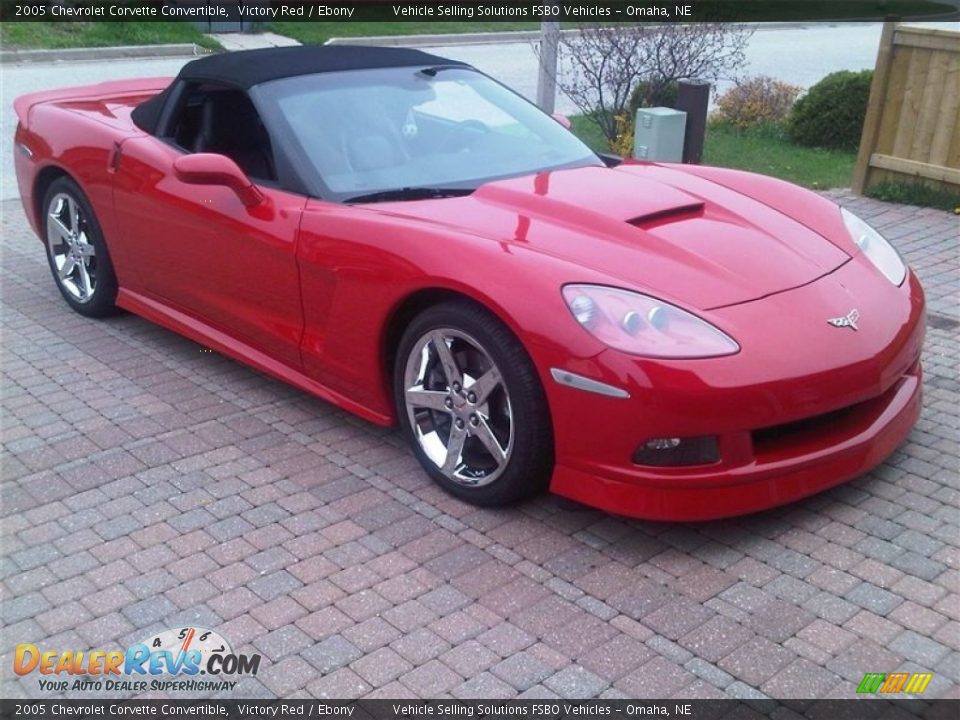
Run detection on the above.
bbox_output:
[562,284,739,358]
[841,208,906,286]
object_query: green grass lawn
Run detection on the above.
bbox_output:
[702,122,856,189]
[572,115,856,189]
[0,21,222,50]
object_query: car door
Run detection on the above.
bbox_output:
[110,89,306,369]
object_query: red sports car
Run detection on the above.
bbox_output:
[13,46,924,520]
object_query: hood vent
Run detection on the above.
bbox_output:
[628,202,704,229]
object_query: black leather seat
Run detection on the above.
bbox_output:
[193,92,275,180]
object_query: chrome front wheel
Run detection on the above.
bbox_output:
[403,328,513,488]
[395,301,553,506]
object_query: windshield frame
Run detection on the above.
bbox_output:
[251,65,602,203]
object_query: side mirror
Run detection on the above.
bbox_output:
[552,113,572,130]
[173,153,264,208]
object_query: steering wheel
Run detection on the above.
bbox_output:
[438,120,490,153]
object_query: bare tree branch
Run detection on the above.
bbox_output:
[548,23,752,144]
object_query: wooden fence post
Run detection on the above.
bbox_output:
[853,20,898,194]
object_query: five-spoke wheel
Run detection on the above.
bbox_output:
[42,177,117,317]
[404,328,512,487]
[395,301,552,505]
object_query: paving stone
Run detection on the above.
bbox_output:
[679,616,756,663]
[351,647,413,687]
[342,617,402,652]
[646,636,693,665]
[390,627,451,666]
[306,668,371,699]
[399,659,462,696]
[579,635,654,681]
[826,640,904,683]
[121,596,177,627]
[248,570,302,601]
[2,194,958,701]
[451,671,517,699]
[440,640,501,678]
[642,599,716,640]
[845,582,904,615]
[615,656,694,698]
[1,592,50,624]
[745,600,816,643]
[802,592,860,624]
[253,625,314,662]
[759,658,842,698]
[541,613,618,658]
[683,658,734,689]
[477,622,536,658]
[543,665,608,699]
[718,636,795,687]
[489,652,553,691]
[888,630,951,666]
[257,656,318,696]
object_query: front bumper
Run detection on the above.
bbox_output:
[544,264,926,521]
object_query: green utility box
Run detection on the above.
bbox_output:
[633,107,688,162]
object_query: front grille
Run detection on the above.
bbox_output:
[751,380,902,458]
[753,405,858,448]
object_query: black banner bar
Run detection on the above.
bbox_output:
[1,700,959,720]
[1,0,959,23]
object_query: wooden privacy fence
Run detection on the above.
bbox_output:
[853,23,960,194]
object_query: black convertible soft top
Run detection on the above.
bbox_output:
[132,45,468,134]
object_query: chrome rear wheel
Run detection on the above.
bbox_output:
[46,192,98,303]
[42,177,118,318]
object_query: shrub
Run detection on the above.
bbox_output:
[628,79,680,116]
[788,70,873,150]
[611,113,635,157]
[866,182,960,213]
[713,76,801,129]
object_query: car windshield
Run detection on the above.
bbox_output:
[254,66,602,202]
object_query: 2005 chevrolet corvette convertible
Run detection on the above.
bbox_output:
[14,46,925,520]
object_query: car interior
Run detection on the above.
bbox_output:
[170,84,278,182]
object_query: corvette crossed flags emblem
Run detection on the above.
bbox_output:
[828,309,860,331]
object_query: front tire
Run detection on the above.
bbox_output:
[42,177,118,317]
[395,301,553,506]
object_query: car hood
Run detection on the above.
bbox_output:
[372,164,850,310]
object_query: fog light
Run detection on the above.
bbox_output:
[633,436,719,466]
[645,437,681,450]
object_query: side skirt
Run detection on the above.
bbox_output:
[116,288,394,428]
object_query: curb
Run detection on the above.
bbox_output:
[0,43,210,65]
[325,31,547,47]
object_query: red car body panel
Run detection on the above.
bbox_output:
[13,79,926,520]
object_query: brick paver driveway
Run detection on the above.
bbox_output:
[1,193,957,700]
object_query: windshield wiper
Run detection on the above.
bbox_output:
[345,187,474,204]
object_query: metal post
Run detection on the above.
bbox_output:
[675,80,711,164]
[537,19,560,114]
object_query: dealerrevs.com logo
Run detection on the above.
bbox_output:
[14,627,261,693]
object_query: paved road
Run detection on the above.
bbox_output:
[2,22,956,200]
[1,191,957,700]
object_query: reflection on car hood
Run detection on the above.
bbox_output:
[374,164,850,310]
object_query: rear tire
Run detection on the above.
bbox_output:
[42,177,118,318]
[394,300,553,506]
